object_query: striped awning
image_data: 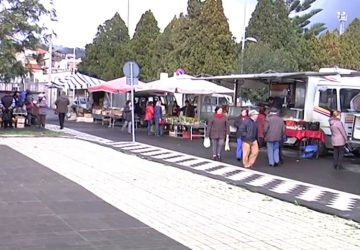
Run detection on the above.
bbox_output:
[50,73,104,90]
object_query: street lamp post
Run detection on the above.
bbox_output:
[234,36,257,106]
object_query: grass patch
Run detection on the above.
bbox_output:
[0,128,65,137]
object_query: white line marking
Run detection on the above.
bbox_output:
[247,176,276,187]
[193,162,221,171]
[226,171,254,181]
[117,145,146,150]
[152,152,181,159]
[165,155,194,163]
[271,181,298,194]
[179,159,207,167]
[327,194,356,211]
[131,147,158,153]
[297,187,324,202]
[208,166,240,176]
[140,150,169,156]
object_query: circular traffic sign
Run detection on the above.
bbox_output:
[123,61,140,78]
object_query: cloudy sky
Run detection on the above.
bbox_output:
[51,0,359,48]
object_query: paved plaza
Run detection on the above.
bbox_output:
[1,136,360,249]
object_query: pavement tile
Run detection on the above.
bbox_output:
[2,138,360,250]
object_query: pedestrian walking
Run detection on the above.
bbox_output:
[264,107,285,167]
[206,106,229,161]
[144,101,154,135]
[234,109,248,161]
[257,107,266,148]
[154,101,163,136]
[240,110,259,168]
[122,100,132,134]
[329,111,347,169]
[55,91,70,130]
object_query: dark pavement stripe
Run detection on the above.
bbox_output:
[205,165,228,172]
[262,179,283,190]
[0,145,188,250]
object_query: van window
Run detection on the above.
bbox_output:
[319,89,337,110]
[340,88,360,112]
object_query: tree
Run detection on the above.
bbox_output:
[246,0,297,50]
[153,16,184,76]
[241,42,298,74]
[181,0,237,76]
[339,18,360,70]
[187,0,205,18]
[0,0,55,81]
[130,10,160,81]
[79,13,130,80]
[286,0,326,37]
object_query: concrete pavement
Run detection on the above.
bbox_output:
[47,120,360,196]
[44,123,360,222]
[2,137,360,249]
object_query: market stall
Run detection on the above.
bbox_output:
[88,77,145,127]
[137,74,233,139]
[49,73,104,122]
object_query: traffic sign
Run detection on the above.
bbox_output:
[123,61,140,79]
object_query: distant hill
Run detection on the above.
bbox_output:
[53,45,85,59]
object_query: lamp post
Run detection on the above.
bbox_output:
[234,36,257,106]
[240,36,257,74]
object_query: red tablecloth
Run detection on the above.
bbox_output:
[286,129,325,143]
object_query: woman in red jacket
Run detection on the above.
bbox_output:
[144,101,154,135]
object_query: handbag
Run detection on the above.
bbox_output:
[203,137,211,148]
[225,134,230,151]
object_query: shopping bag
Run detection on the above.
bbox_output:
[203,137,211,148]
[225,135,230,151]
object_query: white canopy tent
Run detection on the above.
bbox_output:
[136,74,234,120]
[136,74,234,95]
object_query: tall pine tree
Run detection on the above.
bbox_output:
[79,13,130,80]
[182,0,237,75]
[130,10,160,81]
[286,0,326,37]
[247,0,297,50]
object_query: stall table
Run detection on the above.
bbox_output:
[167,123,207,140]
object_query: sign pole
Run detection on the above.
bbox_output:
[130,62,135,143]
[123,60,140,143]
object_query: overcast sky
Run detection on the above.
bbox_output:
[51,0,257,48]
[50,0,359,48]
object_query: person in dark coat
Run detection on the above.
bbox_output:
[240,110,259,168]
[264,107,286,167]
[180,100,195,117]
[234,109,248,161]
[55,91,70,129]
[0,92,16,128]
[206,106,230,161]
[122,100,132,134]
[329,111,347,169]
[154,101,163,136]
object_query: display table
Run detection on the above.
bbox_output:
[167,123,207,140]
[286,128,325,144]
